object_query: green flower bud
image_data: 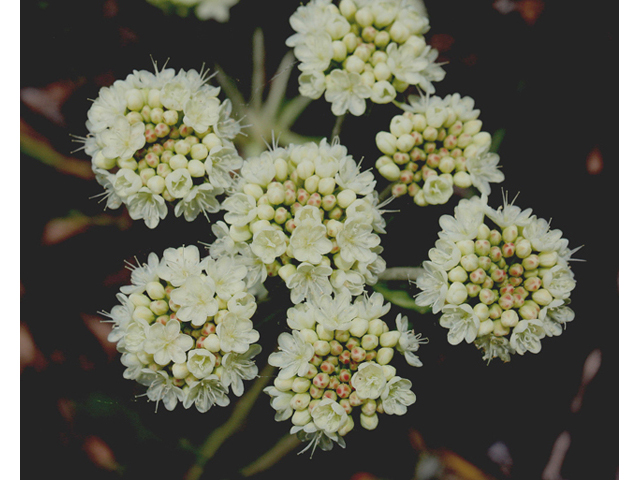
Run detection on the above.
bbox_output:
[360,412,379,430]
[376,347,394,365]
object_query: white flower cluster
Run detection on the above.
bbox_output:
[212,138,388,305]
[83,64,243,228]
[146,0,239,22]
[287,0,445,116]
[414,195,578,363]
[375,94,505,206]
[264,292,424,454]
[105,245,262,412]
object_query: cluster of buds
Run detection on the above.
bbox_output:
[264,292,424,454]
[414,196,578,362]
[215,138,388,305]
[105,245,262,412]
[82,64,243,227]
[375,93,504,206]
[146,0,239,22]
[286,0,445,115]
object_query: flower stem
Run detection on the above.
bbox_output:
[378,267,424,281]
[331,114,346,140]
[238,434,301,477]
[183,364,276,480]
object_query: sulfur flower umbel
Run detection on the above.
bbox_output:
[375,93,505,206]
[287,0,445,116]
[146,0,240,22]
[210,138,389,305]
[414,195,579,363]
[103,245,262,412]
[80,62,244,228]
[264,292,424,455]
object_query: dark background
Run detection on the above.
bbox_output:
[21,1,618,479]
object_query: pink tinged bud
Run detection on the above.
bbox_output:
[335,330,350,343]
[498,293,515,310]
[361,398,377,416]
[519,304,539,320]
[291,393,311,411]
[320,361,335,374]
[285,219,296,234]
[350,347,366,363]
[156,315,169,325]
[466,284,481,297]
[361,334,379,351]
[328,376,340,390]
[339,399,353,414]
[502,225,518,243]
[365,351,377,361]
[522,254,540,270]
[339,369,352,383]
[489,304,503,320]
[307,193,322,207]
[323,390,338,401]
[330,340,343,356]
[410,147,426,162]
[328,207,343,220]
[349,391,363,406]
[309,386,324,399]
[303,365,318,379]
[338,350,351,364]
[488,229,502,245]
[479,288,496,305]
[426,153,441,168]
[345,337,360,350]
[407,182,421,197]
[477,256,491,270]
[509,277,523,287]
[145,153,160,168]
[470,268,487,284]
[443,135,458,149]
[475,240,491,256]
[313,373,330,389]
[514,286,528,297]
[145,129,157,143]
[399,170,414,184]
[489,246,502,263]
[296,189,310,205]
[321,194,337,210]
[502,243,515,258]
[391,183,408,197]
[154,123,170,138]
[493,320,510,336]
[524,276,542,292]
[512,294,525,308]
[393,152,410,165]
[509,263,524,277]
[500,284,515,296]
[491,269,506,283]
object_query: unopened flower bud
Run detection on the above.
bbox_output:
[360,412,379,430]
[539,251,558,268]
[376,347,394,365]
[361,334,379,351]
[532,288,553,306]
[475,239,491,256]
[493,319,510,336]
[314,340,331,357]
[200,333,220,352]
[457,240,475,256]
[292,377,311,393]
[523,254,540,271]
[444,282,466,305]
[453,171,472,188]
[337,189,356,208]
[291,393,311,411]
[478,319,494,336]
[474,303,490,322]
[291,409,312,426]
[479,288,496,305]
[448,266,468,283]
[460,254,479,272]
[380,330,401,348]
[146,281,166,300]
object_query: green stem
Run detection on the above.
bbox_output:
[239,434,301,477]
[183,364,276,480]
[330,114,346,140]
[250,28,265,111]
[377,267,424,281]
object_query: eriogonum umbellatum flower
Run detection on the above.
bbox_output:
[414,195,578,363]
[212,138,389,305]
[375,93,504,206]
[103,246,262,412]
[287,0,445,115]
[264,292,422,454]
[82,62,243,227]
